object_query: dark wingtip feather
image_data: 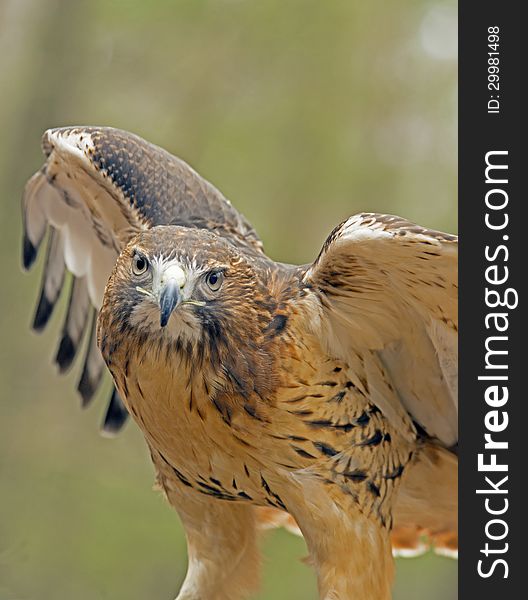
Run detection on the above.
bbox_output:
[32,293,53,332]
[55,333,75,373]
[101,389,129,436]
[77,369,97,408]
[22,235,37,271]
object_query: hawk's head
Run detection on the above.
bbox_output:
[105,226,269,335]
[100,226,282,397]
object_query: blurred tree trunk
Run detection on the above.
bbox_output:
[0,0,91,208]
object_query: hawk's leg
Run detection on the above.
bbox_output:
[286,485,394,600]
[157,471,260,600]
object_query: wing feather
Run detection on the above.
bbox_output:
[101,388,129,436]
[32,229,66,331]
[23,126,261,433]
[22,172,50,269]
[305,213,458,447]
[77,311,105,408]
[55,276,91,373]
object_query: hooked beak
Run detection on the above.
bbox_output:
[159,280,182,327]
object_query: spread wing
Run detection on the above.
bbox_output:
[304,213,457,447]
[22,126,263,433]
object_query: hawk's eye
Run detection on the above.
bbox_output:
[205,270,224,292]
[132,254,149,276]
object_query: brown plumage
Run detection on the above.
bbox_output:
[22,127,458,600]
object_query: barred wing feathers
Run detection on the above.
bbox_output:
[304,213,458,447]
[22,126,262,433]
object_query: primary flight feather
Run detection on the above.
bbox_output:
[22,127,458,600]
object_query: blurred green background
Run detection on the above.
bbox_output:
[0,0,457,598]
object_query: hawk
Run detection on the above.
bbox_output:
[22,127,457,600]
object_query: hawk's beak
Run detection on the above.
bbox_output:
[159,280,182,327]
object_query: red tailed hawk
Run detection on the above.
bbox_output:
[22,127,457,600]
